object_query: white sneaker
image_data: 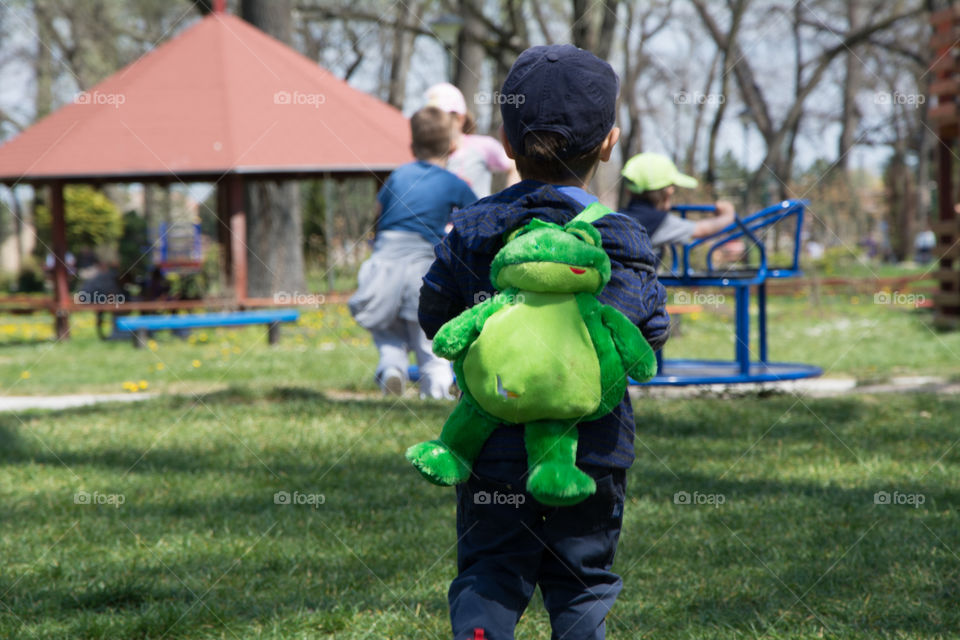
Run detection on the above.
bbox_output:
[381,368,405,396]
[420,376,456,400]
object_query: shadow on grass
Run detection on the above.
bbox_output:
[0,388,957,637]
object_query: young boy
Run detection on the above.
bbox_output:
[418,46,670,639]
[349,106,476,399]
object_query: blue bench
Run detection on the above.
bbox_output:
[116,309,300,348]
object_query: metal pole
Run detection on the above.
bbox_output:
[735,285,750,375]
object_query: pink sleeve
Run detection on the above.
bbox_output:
[469,135,512,172]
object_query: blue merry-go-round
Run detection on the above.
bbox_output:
[640,198,822,386]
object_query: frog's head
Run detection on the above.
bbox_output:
[490,217,611,294]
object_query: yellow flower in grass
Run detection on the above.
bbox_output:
[19,370,30,379]
[138,380,148,390]
[122,381,139,392]
[147,339,158,352]
[155,362,165,371]
[191,359,202,368]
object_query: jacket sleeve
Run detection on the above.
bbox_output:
[595,213,671,351]
[418,229,469,340]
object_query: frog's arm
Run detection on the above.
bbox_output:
[433,292,512,360]
[599,304,657,382]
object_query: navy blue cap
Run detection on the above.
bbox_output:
[500,44,619,159]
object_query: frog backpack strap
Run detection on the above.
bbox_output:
[570,201,613,225]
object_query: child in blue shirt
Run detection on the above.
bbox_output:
[418,46,669,639]
[349,106,476,398]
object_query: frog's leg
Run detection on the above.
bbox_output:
[405,400,499,486]
[524,421,596,506]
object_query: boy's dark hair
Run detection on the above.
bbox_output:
[629,187,670,210]
[513,130,604,183]
[410,106,453,161]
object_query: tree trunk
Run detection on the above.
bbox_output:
[245,180,306,295]
[455,0,486,113]
[686,50,720,176]
[914,74,934,238]
[571,0,595,51]
[387,1,420,109]
[594,0,619,61]
[240,0,306,298]
[34,1,54,120]
[837,0,863,170]
[887,149,914,263]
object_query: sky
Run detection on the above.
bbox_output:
[0,3,899,209]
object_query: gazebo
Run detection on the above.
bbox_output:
[0,7,412,338]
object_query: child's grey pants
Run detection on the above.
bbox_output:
[372,317,454,399]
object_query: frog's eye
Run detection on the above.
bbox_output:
[568,228,596,246]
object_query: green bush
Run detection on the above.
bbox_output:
[815,245,865,276]
[35,186,122,250]
[118,210,149,283]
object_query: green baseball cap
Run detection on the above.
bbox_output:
[621,152,698,193]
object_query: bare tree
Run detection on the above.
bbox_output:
[240,0,307,297]
[692,0,924,203]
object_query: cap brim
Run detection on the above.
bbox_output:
[673,172,698,189]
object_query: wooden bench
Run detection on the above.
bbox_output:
[115,309,299,348]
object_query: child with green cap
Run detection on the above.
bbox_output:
[620,151,735,247]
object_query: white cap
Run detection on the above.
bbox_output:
[425,82,467,115]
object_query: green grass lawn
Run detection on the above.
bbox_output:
[663,293,960,383]
[0,388,956,638]
[0,296,958,637]
[0,305,378,397]
[0,293,958,398]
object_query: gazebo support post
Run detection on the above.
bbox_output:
[50,181,70,339]
[216,180,232,294]
[227,175,247,304]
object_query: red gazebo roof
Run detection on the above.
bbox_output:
[0,12,413,184]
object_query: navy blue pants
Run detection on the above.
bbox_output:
[449,460,626,640]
